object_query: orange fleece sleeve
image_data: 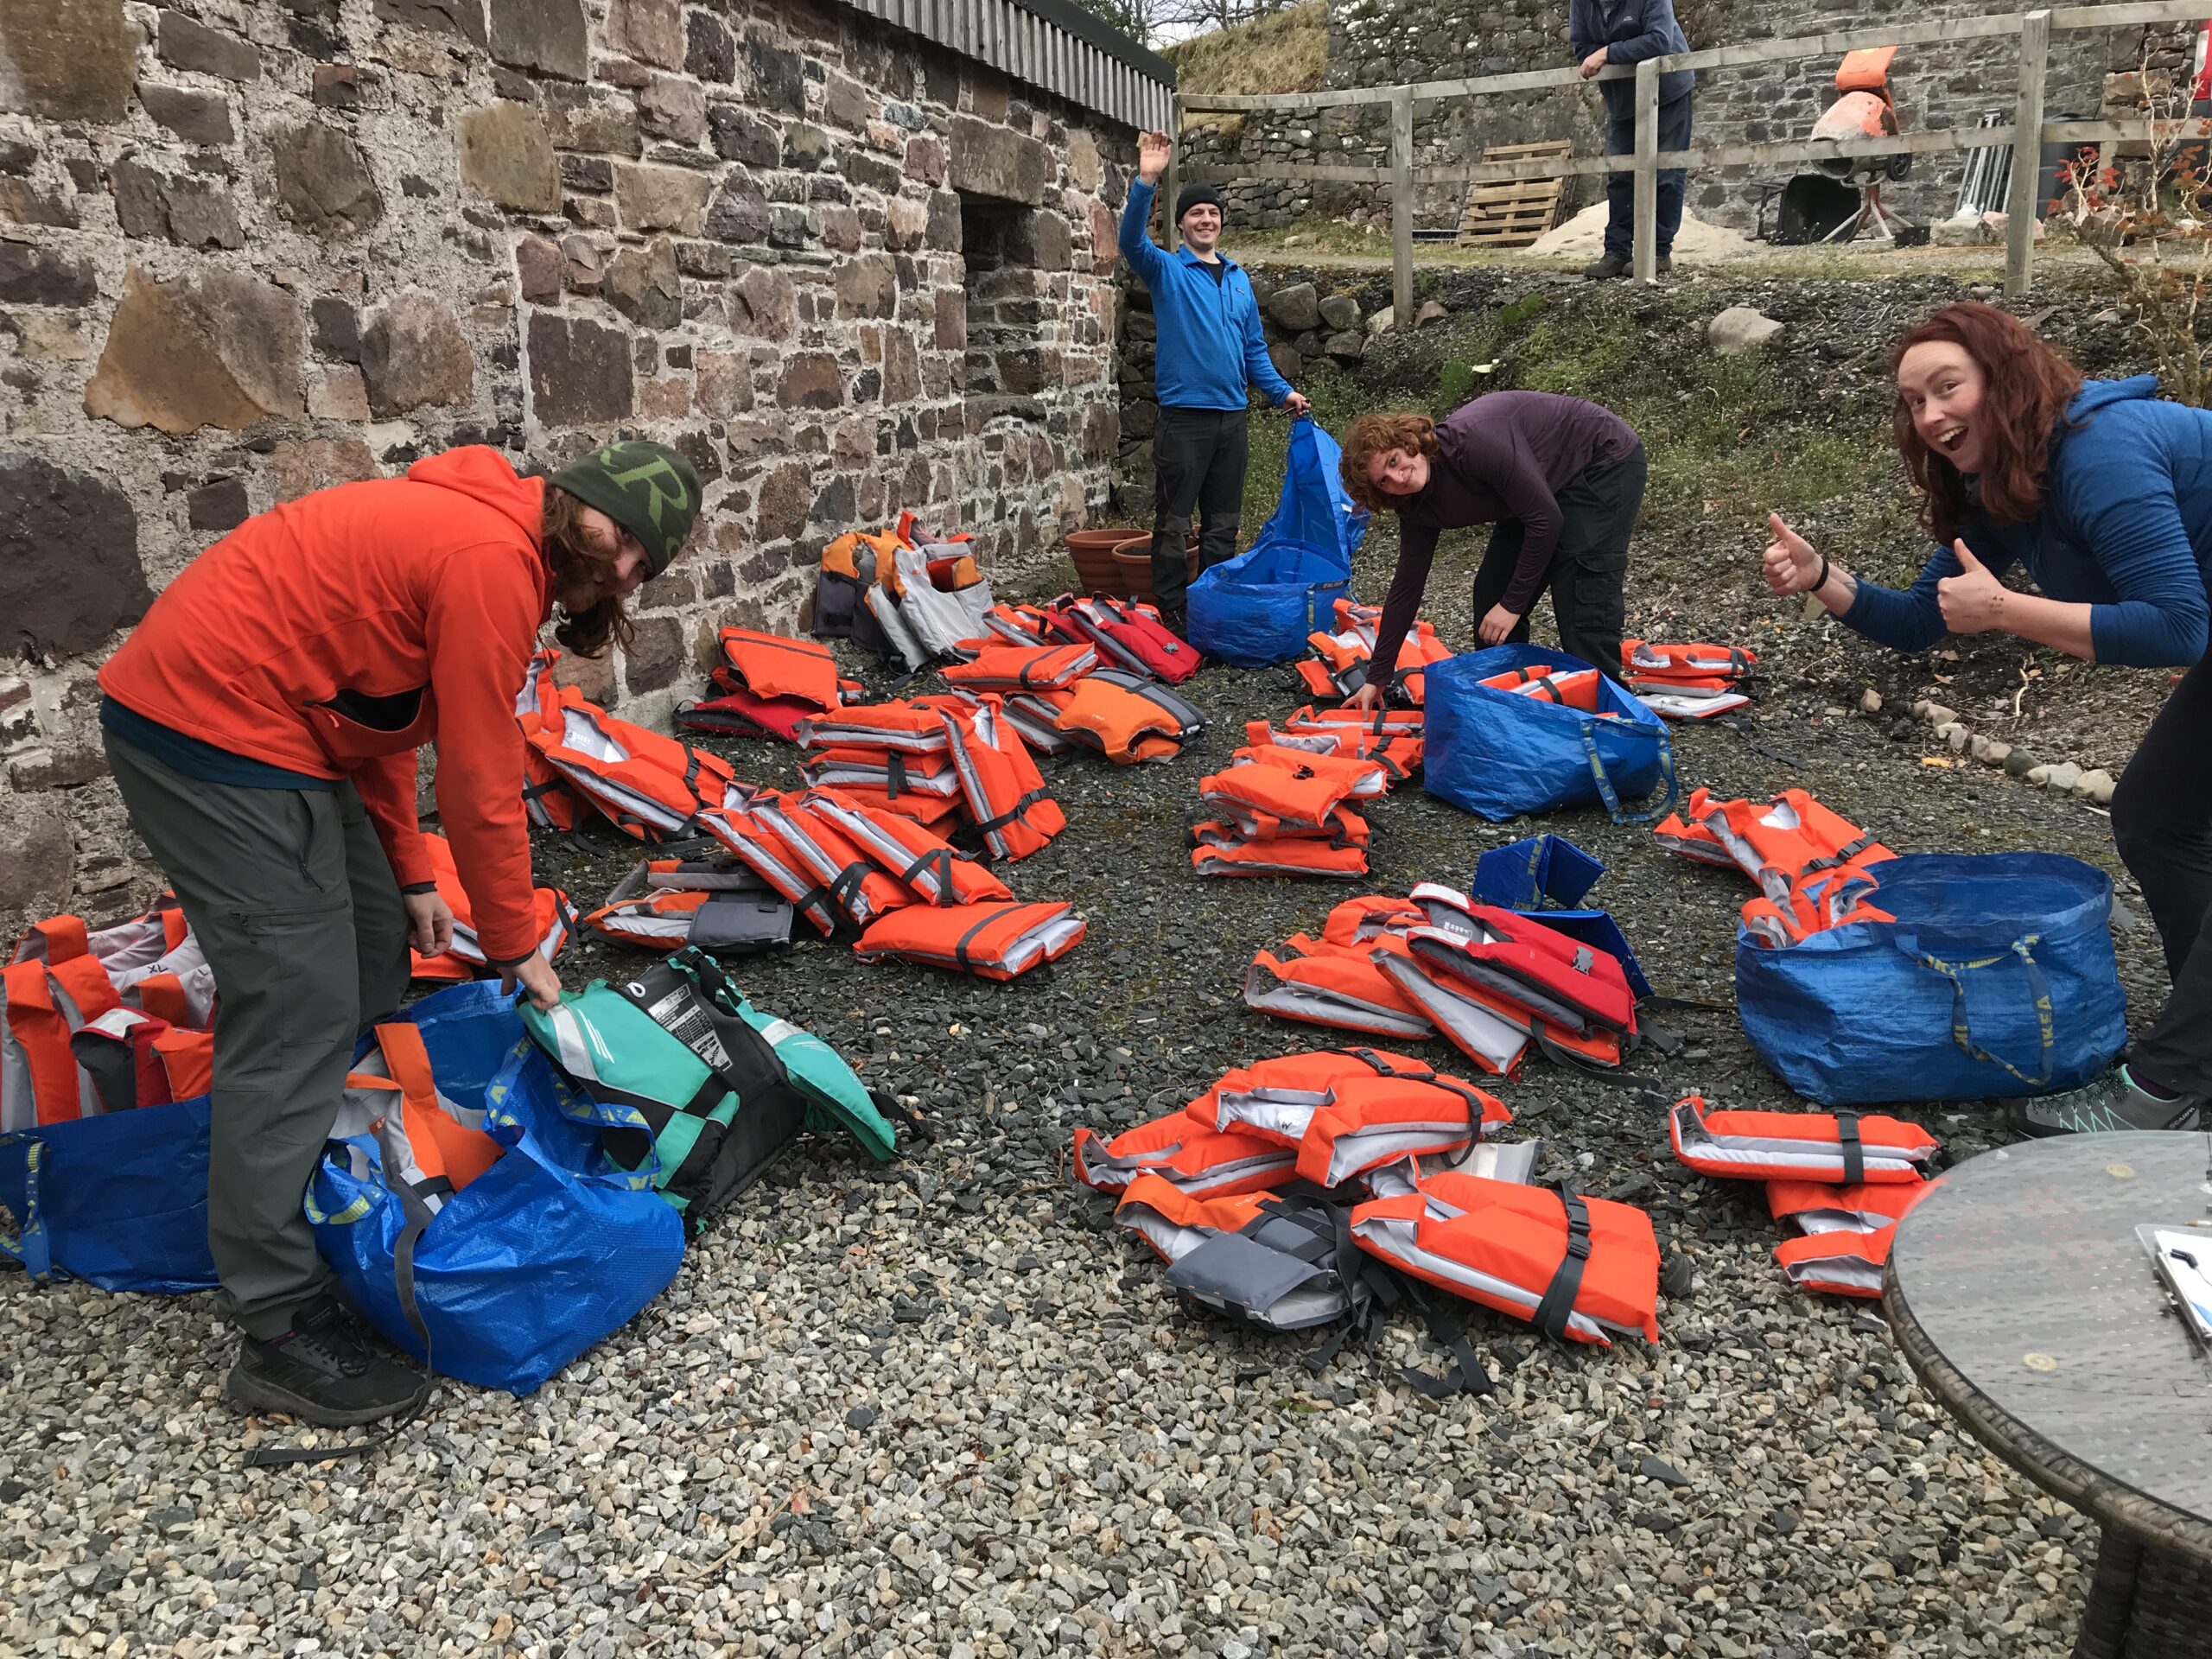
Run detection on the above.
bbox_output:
[352,750,434,888]
[423,544,546,964]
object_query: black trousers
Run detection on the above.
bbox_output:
[1604,97,1692,260]
[2109,654,2212,1094]
[1151,406,1248,613]
[1470,445,1645,681]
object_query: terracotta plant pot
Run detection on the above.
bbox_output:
[1110,535,1201,603]
[1064,526,1147,595]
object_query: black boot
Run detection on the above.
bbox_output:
[1582,251,1629,280]
[226,1297,428,1427]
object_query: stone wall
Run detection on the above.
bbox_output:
[0,0,1138,935]
[1182,0,2163,234]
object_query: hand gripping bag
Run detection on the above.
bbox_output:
[307,981,684,1395]
[1734,852,2126,1106]
[1423,645,1676,824]
[1189,419,1367,666]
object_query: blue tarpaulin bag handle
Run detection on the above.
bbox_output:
[1580,721,1681,826]
[0,1137,48,1281]
[1895,931,2056,1088]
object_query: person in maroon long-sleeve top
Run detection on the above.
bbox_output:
[1338,393,1648,708]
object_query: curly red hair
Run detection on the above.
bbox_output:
[1892,302,2083,542]
[1340,411,1441,513]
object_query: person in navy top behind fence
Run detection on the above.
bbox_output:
[1121,130,1308,637]
[1764,302,2212,1137]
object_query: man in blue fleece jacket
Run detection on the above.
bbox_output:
[1569,0,1696,280]
[1122,130,1308,633]
[1765,304,2212,1138]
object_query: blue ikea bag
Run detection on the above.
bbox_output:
[308,981,684,1395]
[1471,833,1655,999]
[1736,853,2126,1106]
[1424,645,1677,823]
[0,1094,219,1294]
[1189,418,1367,666]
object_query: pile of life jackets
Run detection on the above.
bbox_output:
[1619,639,1756,721]
[682,784,1081,981]
[677,628,867,743]
[408,832,575,983]
[2,899,215,1129]
[517,650,736,844]
[583,850,797,956]
[939,623,1207,766]
[812,515,995,672]
[1294,600,1453,705]
[1190,725,1406,878]
[794,694,1065,860]
[1073,1048,1662,1358]
[1669,1093,1942,1298]
[1656,787,1896,946]
[1243,885,1647,1077]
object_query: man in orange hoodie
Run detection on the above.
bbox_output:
[99,439,701,1427]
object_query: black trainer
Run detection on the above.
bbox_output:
[226,1298,428,1427]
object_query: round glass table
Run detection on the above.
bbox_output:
[1885,1131,2212,1659]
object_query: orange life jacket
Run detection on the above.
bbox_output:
[337,1020,502,1206]
[853,899,1084,981]
[798,744,966,803]
[711,627,846,710]
[1484,665,1605,711]
[1766,1177,1936,1234]
[1631,681,1751,721]
[797,702,957,754]
[801,788,1013,907]
[1243,934,1439,1041]
[1190,835,1372,880]
[808,783,965,831]
[938,698,1065,861]
[1320,893,1427,947]
[1774,1227,1895,1299]
[1351,1170,1661,1345]
[941,642,1097,694]
[1198,760,1363,835]
[747,797,916,930]
[1251,718,1422,782]
[1738,867,1894,949]
[982,602,1053,645]
[518,655,735,842]
[1684,787,1897,906]
[1054,677,1185,765]
[409,832,573,981]
[998,690,1077,757]
[1071,1111,1298,1197]
[1669,1094,1940,1184]
[1622,639,1757,683]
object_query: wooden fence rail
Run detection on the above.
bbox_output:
[1166,0,2211,314]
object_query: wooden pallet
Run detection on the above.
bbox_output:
[1457,141,1574,248]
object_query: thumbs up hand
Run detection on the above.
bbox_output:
[1762,512,1824,596]
[1936,541,2007,634]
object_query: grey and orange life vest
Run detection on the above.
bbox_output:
[1669,1094,1940,1183]
[1350,1170,1660,1345]
[1243,933,1440,1041]
[587,883,796,954]
[1115,1174,1382,1332]
[409,832,574,982]
[1072,1112,1299,1198]
[1054,676,1185,765]
[941,642,1097,694]
[518,651,736,842]
[854,899,1084,982]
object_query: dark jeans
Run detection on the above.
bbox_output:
[2109,655,2212,1096]
[1151,405,1248,613]
[104,732,410,1338]
[1605,96,1692,259]
[1470,444,1645,679]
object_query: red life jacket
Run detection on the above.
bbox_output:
[1401,887,1638,1037]
[1071,1111,1299,1198]
[1351,1170,1661,1345]
[1045,595,1201,683]
[854,899,1084,981]
[67,1006,213,1114]
[1669,1094,1940,1184]
[677,688,821,741]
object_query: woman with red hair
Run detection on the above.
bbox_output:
[1764,302,2212,1136]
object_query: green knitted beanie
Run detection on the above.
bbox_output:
[548,439,702,578]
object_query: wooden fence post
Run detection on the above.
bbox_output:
[1632,60,1659,282]
[1164,94,1182,252]
[1391,86,1414,325]
[2005,10,2052,298]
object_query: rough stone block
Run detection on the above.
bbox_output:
[778,353,842,410]
[528,311,634,424]
[308,365,370,421]
[271,122,384,239]
[458,101,559,213]
[747,40,804,116]
[84,265,303,434]
[0,452,149,656]
[639,75,706,147]
[270,438,377,503]
[1708,306,1783,356]
[1319,293,1360,330]
[185,475,248,531]
[695,351,751,417]
[309,296,360,360]
[359,290,474,418]
[708,103,779,167]
[754,461,810,541]
[622,614,685,694]
[950,115,1048,204]
[312,63,369,110]
[1267,282,1320,332]
[156,10,258,81]
[0,0,142,122]
[835,252,896,319]
[515,232,563,302]
[373,0,485,46]
[603,236,681,329]
[615,161,713,235]
[544,86,641,156]
[487,0,587,79]
[906,135,944,185]
[0,803,73,918]
[612,0,684,70]
[137,81,234,145]
[685,12,734,83]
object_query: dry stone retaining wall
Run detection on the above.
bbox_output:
[0,0,1140,935]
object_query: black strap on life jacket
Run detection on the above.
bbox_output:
[1834,1109,1865,1185]
[972,787,1051,836]
[1803,834,1882,875]
[826,862,871,922]
[1529,1185,1593,1343]
[899,846,957,904]
[1338,1046,1432,1081]
[950,907,1000,972]
[1392,1275,1495,1399]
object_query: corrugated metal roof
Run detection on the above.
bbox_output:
[840,0,1175,131]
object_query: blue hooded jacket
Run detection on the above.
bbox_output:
[1119,179,1294,412]
[1843,378,2212,668]
[1568,0,1695,121]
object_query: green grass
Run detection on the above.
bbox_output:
[1164,3,1328,98]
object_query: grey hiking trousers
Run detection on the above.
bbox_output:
[104,732,410,1339]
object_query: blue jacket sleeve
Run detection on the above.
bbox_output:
[2063,451,2211,667]
[1840,534,2018,655]
[1118,180,1171,289]
[1241,279,1293,405]
[1604,0,1683,63]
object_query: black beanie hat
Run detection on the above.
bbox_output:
[547,439,702,578]
[1175,183,1224,226]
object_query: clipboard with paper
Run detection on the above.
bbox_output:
[2135,1224,2212,1348]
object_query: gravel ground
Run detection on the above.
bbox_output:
[0,618,2161,1658]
